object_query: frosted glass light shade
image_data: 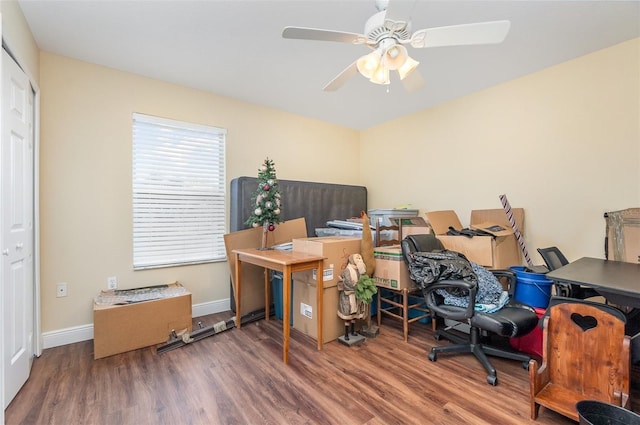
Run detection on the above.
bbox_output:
[383,44,409,70]
[356,51,382,79]
[369,63,390,85]
[398,56,419,80]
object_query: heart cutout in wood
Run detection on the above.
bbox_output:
[571,313,598,331]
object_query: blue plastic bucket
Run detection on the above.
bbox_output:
[510,266,552,308]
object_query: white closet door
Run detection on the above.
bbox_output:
[2,47,34,409]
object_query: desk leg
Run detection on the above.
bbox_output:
[235,253,242,329]
[283,265,291,364]
[264,269,270,321]
[402,288,408,343]
[316,259,323,351]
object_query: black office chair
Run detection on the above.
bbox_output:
[401,234,539,386]
[537,247,600,299]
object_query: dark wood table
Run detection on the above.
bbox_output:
[546,257,640,308]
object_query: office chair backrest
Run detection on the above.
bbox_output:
[401,233,444,262]
[537,247,600,300]
[537,246,569,271]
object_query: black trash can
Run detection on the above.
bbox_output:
[577,400,640,425]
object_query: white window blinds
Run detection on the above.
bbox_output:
[132,113,226,270]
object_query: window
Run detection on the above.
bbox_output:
[132,113,226,270]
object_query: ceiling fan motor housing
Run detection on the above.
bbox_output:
[364,10,411,46]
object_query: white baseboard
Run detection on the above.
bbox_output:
[192,298,230,318]
[41,323,94,349]
[41,298,231,350]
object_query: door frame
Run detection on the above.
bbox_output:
[1,14,42,415]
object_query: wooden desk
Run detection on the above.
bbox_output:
[546,257,640,308]
[233,248,325,364]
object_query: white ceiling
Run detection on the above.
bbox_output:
[17,0,640,130]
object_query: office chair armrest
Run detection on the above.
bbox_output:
[424,279,477,320]
[489,269,515,280]
[488,269,517,296]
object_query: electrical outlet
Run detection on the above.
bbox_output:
[107,276,118,290]
[56,283,68,298]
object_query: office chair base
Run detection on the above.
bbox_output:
[429,327,531,386]
[435,328,492,345]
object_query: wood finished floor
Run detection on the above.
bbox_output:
[5,311,631,425]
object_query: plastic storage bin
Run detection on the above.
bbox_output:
[408,308,431,324]
[315,227,394,246]
[370,293,377,316]
[368,209,419,227]
[271,271,293,325]
[509,306,545,357]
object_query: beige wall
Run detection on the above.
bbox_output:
[361,38,640,264]
[33,34,640,335]
[39,52,359,332]
[0,0,39,82]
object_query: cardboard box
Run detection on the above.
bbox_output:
[605,208,640,264]
[291,236,361,288]
[292,279,344,343]
[426,209,524,269]
[93,282,192,359]
[224,218,308,316]
[373,245,416,290]
[389,216,431,238]
[470,208,524,232]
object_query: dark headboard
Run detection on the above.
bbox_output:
[230,177,367,236]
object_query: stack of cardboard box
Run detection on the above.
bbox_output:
[292,236,361,343]
[372,245,416,291]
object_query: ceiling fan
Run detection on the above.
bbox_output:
[282,0,511,92]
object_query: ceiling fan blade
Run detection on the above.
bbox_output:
[410,20,511,48]
[323,62,359,92]
[400,68,425,93]
[282,27,367,44]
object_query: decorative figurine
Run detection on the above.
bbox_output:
[337,253,367,341]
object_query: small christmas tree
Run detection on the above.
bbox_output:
[245,158,283,249]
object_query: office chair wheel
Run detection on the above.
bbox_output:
[522,361,529,370]
[487,375,497,386]
[428,351,437,362]
[434,333,442,341]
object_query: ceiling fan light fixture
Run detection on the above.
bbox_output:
[383,44,409,70]
[398,56,419,80]
[369,63,390,85]
[356,50,382,79]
